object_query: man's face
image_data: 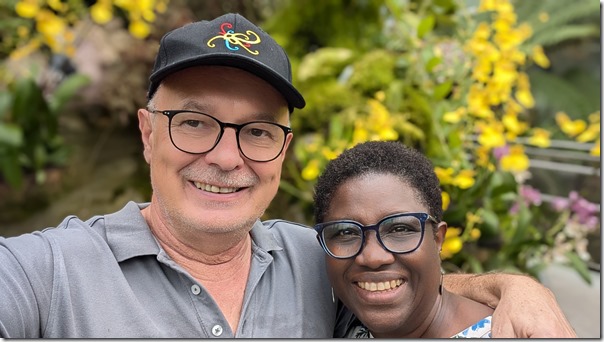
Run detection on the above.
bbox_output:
[138,66,292,239]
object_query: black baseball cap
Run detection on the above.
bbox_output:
[148,13,305,112]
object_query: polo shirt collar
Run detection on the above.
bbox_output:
[104,201,285,262]
[104,201,161,262]
[249,219,283,253]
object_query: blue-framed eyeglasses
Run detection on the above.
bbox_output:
[149,109,292,162]
[314,212,439,259]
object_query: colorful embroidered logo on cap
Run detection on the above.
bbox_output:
[207,22,261,55]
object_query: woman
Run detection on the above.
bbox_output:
[313,141,494,338]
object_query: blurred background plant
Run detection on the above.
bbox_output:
[265,0,600,283]
[0,0,172,222]
[0,0,600,283]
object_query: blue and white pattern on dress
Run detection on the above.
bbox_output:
[451,315,492,338]
[348,315,492,338]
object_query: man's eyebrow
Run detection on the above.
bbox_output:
[251,112,284,122]
[179,100,284,122]
[180,100,212,113]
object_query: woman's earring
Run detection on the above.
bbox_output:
[331,288,336,303]
[439,271,444,295]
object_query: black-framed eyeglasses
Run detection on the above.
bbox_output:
[149,110,292,162]
[314,212,439,259]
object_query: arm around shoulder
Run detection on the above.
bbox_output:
[443,271,576,338]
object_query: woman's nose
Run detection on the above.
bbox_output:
[354,231,396,269]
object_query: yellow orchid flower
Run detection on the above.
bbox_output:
[470,228,482,241]
[15,0,39,18]
[500,145,530,172]
[443,108,466,124]
[556,112,587,137]
[575,123,600,143]
[301,159,321,181]
[441,227,464,259]
[590,139,600,156]
[532,45,550,68]
[527,128,551,148]
[452,169,476,189]
[321,147,339,161]
[502,112,528,135]
[442,191,451,211]
[90,2,113,24]
[435,167,455,185]
[477,124,506,149]
[129,20,151,39]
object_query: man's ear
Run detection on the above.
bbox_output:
[138,109,153,164]
[281,131,294,157]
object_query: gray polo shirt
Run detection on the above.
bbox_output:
[0,201,340,338]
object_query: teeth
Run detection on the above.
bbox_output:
[357,279,403,292]
[194,182,239,194]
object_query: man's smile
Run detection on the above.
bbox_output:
[193,181,241,194]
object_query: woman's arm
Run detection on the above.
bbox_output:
[443,272,576,338]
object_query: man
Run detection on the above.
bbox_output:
[0,13,575,338]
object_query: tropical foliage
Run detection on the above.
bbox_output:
[266,0,600,283]
[0,0,167,190]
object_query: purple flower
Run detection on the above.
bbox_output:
[520,185,542,206]
[552,191,601,229]
[571,197,600,227]
[509,185,543,214]
[551,197,569,212]
[493,145,509,160]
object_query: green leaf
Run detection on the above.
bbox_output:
[406,87,431,116]
[432,80,452,100]
[0,123,23,146]
[0,150,23,189]
[329,114,344,141]
[35,169,47,185]
[12,78,49,125]
[480,209,500,238]
[510,205,533,246]
[434,0,456,11]
[0,91,12,120]
[49,73,91,114]
[565,252,592,285]
[530,24,600,48]
[465,254,484,273]
[417,15,435,38]
[279,179,313,202]
[489,171,517,198]
[425,56,442,73]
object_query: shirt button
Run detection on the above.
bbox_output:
[191,284,201,295]
[211,324,223,336]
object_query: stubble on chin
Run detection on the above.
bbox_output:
[153,190,262,238]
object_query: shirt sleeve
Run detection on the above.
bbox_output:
[0,233,55,338]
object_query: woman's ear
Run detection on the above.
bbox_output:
[435,221,447,252]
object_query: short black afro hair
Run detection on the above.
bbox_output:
[313,141,442,229]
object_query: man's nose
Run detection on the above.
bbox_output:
[203,128,245,170]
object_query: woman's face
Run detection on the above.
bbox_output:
[323,173,446,338]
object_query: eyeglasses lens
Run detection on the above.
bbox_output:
[321,215,423,258]
[169,111,287,162]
